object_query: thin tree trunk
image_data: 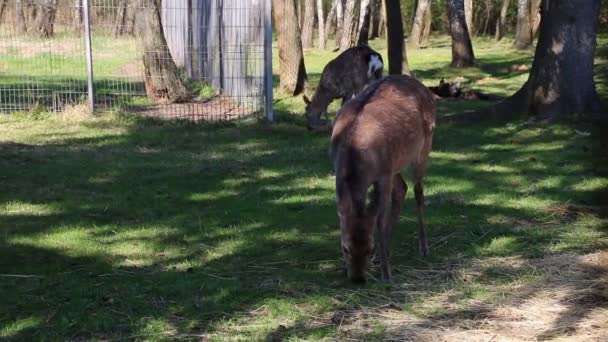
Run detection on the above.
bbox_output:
[340,0,356,50]
[317,0,326,48]
[384,0,410,75]
[138,0,188,103]
[302,0,315,48]
[421,2,432,44]
[530,0,541,38]
[335,0,344,48]
[0,0,7,24]
[464,0,473,36]
[112,0,127,37]
[409,0,431,49]
[35,0,57,38]
[356,0,371,46]
[322,0,338,48]
[15,0,26,33]
[379,0,386,36]
[369,0,381,39]
[126,2,136,35]
[514,0,532,48]
[273,0,308,95]
[72,0,82,32]
[495,0,510,40]
[447,0,475,67]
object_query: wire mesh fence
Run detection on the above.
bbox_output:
[0,0,272,122]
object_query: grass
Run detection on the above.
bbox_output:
[0,35,607,341]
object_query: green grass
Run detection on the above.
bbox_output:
[1,35,607,341]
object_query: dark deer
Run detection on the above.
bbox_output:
[331,75,436,283]
[304,46,383,130]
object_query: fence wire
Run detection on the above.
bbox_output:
[0,0,270,122]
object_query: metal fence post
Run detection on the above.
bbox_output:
[83,0,95,113]
[264,0,274,122]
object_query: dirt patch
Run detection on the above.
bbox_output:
[128,96,260,122]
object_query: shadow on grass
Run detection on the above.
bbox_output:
[0,113,606,340]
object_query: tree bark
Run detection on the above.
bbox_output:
[335,0,344,48]
[464,0,474,36]
[514,0,532,48]
[34,0,57,38]
[273,0,308,95]
[384,0,410,75]
[16,0,26,33]
[322,0,338,48]
[302,0,315,48]
[495,0,510,40]
[369,0,381,39]
[112,0,128,37]
[125,2,136,35]
[457,0,603,122]
[447,0,475,67]
[379,0,386,36]
[530,0,541,37]
[340,0,356,50]
[72,0,82,32]
[409,0,431,49]
[421,2,432,44]
[0,0,6,24]
[317,0,326,48]
[356,0,371,46]
[138,0,188,103]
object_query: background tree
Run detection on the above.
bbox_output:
[421,2,432,44]
[301,0,315,48]
[112,0,128,37]
[0,0,6,23]
[495,0,510,40]
[514,0,532,48]
[321,0,339,49]
[464,0,473,35]
[34,0,57,38]
[384,0,410,75]
[273,0,308,95]
[356,0,371,45]
[138,0,187,103]
[72,0,82,32]
[409,0,431,49]
[339,0,356,50]
[369,0,381,40]
[16,0,26,33]
[530,0,541,37]
[335,0,344,48]
[447,0,475,67]
[316,0,326,48]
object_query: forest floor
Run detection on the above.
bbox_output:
[1,35,607,341]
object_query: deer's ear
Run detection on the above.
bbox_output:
[303,95,311,106]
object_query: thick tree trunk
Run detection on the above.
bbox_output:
[356,0,371,46]
[302,0,315,48]
[530,0,541,37]
[138,0,188,103]
[464,0,474,36]
[447,0,475,67]
[456,0,603,122]
[369,0,381,39]
[421,2,432,44]
[514,0,532,48]
[112,0,127,37]
[335,0,344,48]
[409,0,431,49]
[16,0,26,33]
[340,0,356,50]
[495,0,510,41]
[317,0,326,48]
[34,0,57,38]
[72,0,82,32]
[272,0,308,95]
[384,0,410,75]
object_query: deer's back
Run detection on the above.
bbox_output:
[331,75,435,179]
[321,46,382,98]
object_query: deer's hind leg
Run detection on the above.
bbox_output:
[370,177,394,282]
[413,165,430,257]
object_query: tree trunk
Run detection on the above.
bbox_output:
[112,0,127,37]
[138,0,188,103]
[35,0,57,38]
[302,0,315,48]
[272,0,308,95]
[530,0,541,37]
[322,0,338,48]
[369,0,381,39]
[340,0,356,50]
[356,0,371,46]
[72,0,82,32]
[126,2,136,35]
[421,2,432,44]
[379,0,386,36]
[317,0,326,48]
[409,0,431,49]
[514,0,532,48]
[464,0,474,36]
[495,0,510,40]
[447,0,475,67]
[0,0,6,24]
[16,0,26,33]
[460,0,602,122]
[335,0,344,48]
[384,0,410,75]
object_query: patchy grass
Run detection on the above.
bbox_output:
[1,35,607,341]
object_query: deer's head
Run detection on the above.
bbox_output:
[303,95,327,122]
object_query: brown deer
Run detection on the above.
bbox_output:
[304,46,383,130]
[331,75,436,283]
